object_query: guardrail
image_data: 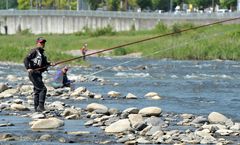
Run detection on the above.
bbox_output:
[0,10,239,19]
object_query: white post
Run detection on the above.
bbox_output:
[238,0,240,11]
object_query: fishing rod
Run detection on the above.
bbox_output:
[54,17,240,65]
[35,16,240,71]
[88,27,239,76]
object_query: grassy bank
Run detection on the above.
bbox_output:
[0,23,240,63]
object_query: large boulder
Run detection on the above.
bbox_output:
[86,103,108,113]
[105,119,131,133]
[208,112,228,124]
[31,118,64,130]
[10,104,30,111]
[139,107,162,117]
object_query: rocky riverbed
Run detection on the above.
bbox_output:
[0,65,240,144]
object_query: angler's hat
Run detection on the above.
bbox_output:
[36,37,47,43]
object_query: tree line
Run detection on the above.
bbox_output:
[0,0,238,12]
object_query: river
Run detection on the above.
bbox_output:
[0,57,240,144]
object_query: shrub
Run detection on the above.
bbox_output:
[91,25,116,37]
[112,48,127,56]
[155,22,168,33]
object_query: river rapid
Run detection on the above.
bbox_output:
[0,57,240,144]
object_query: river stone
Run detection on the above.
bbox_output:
[123,107,139,114]
[230,123,240,131]
[145,116,165,126]
[151,95,161,100]
[7,75,18,82]
[39,134,52,141]
[20,85,33,92]
[62,108,80,118]
[71,87,87,96]
[86,103,108,112]
[10,104,30,111]
[136,137,151,144]
[208,112,228,124]
[107,91,121,98]
[139,107,162,117]
[49,101,65,110]
[144,92,159,97]
[126,93,137,99]
[216,129,233,136]
[31,118,64,130]
[128,114,143,127]
[67,131,90,136]
[0,83,8,93]
[0,88,18,99]
[105,119,131,133]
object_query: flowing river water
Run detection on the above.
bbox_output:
[0,57,240,144]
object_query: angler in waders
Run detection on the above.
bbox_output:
[24,37,53,112]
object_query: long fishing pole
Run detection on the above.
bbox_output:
[54,17,240,65]
[88,27,239,77]
[35,16,240,71]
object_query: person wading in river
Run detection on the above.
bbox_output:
[24,37,53,112]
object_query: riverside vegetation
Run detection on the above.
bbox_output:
[0,22,240,63]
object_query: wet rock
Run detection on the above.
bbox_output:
[117,134,136,143]
[144,92,159,97]
[10,103,30,111]
[128,114,143,127]
[67,131,90,136]
[7,75,18,82]
[191,116,208,124]
[31,113,46,119]
[31,117,64,130]
[146,126,162,136]
[123,107,139,114]
[13,99,24,104]
[0,83,8,93]
[49,101,65,110]
[105,119,131,133]
[216,129,233,136]
[94,94,103,99]
[134,122,148,131]
[125,93,137,99]
[108,108,119,115]
[62,108,80,119]
[39,134,52,141]
[108,91,121,98]
[139,107,162,117]
[145,116,165,126]
[208,112,228,124]
[136,137,151,144]
[86,103,108,113]
[0,88,18,99]
[70,87,87,96]
[0,123,14,127]
[230,123,240,131]
[19,85,32,92]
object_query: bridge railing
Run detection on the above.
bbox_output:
[0,10,239,19]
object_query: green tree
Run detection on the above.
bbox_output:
[17,0,29,9]
[87,0,102,10]
[0,0,18,9]
[137,0,152,10]
[106,0,120,11]
[219,0,237,10]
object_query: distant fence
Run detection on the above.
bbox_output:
[0,10,239,34]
